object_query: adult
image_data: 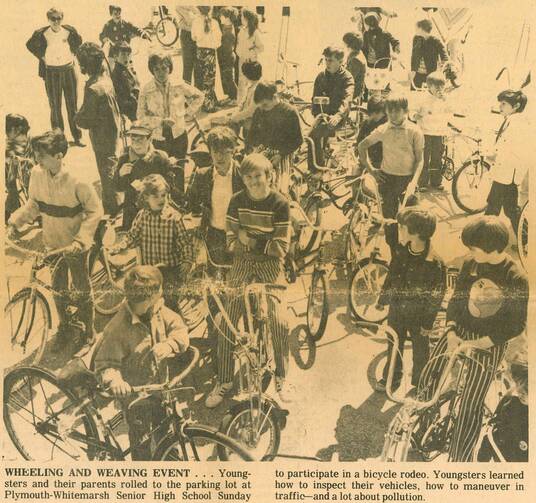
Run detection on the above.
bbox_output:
[175,5,200,85]
[75,42,121,216]
[26,7,83,146]
[236,8,264,102]
[308,46,354,171]
[217,7,239,104]
[343,32,367,102]
[137,53,204,194]
[110,41,140,122]
[411,19,448,89]
[191,6,222,113]
[362,11,400,69]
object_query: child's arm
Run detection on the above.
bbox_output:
[75,88,99,131]
[387,31,400,53]
[173,214,195,272]
[412,128,425,176]
[357,126,384,172]
[73,182,104,251]
[225,196,242,253]
[8,169,41,229]
[183,82,205,118]
[111,210,143,253]
[162,308,190,355]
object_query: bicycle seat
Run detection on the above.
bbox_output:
[57,357,99,391]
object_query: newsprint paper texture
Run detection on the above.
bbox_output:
[0,0,535,502]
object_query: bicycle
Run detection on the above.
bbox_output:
[3,347,254,461]
[517,201,528,271]
[144,5,180,47]
[5,152,34,212]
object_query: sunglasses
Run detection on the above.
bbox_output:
[49,16,62,22]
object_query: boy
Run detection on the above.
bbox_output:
[8,129,103,350]
[376,207,446,392]
[99,5,148,48]
[417,216,528,461]
[413,72,453,191]
[110,41,140,122]
[354,95,387,172]
[357,94,424,253]
[93,265,189,460]
[362,12,400,69]
[205,154,291,408]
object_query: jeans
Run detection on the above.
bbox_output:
[485,181,520,231]
[419,135,444,188]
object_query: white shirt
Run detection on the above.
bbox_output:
[44,27,73,66]
[210,168,234,230]
[236,28,263,62]
[414,91,453,136]
[191,17,222,49]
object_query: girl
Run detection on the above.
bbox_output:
[191,6,222,113]
[236,8,264,102]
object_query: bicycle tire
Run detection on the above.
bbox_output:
[155,17,179,47]
[153,426,254,461]
[344,205,365,266]
[5,288,51,368]
[3,366,100,461]
[290,325,317,370]
[300,196,322,254]
[88,248,124,316]
[306,270,329,341]
[218,398,281,461]
[348,257,389,323]
[451,159,492,214]
[517,202,528,271]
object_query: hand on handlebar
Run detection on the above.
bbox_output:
[64,241,84,255]
[152,341,175,361]
[371,168,387,183]
[106,373,132,397]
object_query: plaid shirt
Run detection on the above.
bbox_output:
[124,204,194,267]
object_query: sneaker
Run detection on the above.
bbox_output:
[205,381,232,408]
[275,377,292,403]
[69,140,86,148]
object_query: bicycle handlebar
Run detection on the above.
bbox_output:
[6,237,73,259]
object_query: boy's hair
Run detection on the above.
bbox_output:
[46,7,63,20]
[416,19,433,33]
[148,53,173,75]
[31,129,68,157]
[397,207,437,241]
[219,6,237,22]
[207,126,237,151]
[497,89,528,113]
[124,265,163,304]
[367,95,385,115]
[461,216,509,253]
[136,174,170,209]
[364,12,380,29]
[6,114,30,135]
[77,42,105,76]
[426,71,446,88]
[109,5,121,15]
[342,32,363,52]
[240,153,273,177]
[385,94,409,112]
[322,46,345,61]
[253,81,277,103]
[242,61,262,81]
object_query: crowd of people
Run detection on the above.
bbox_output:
[4,5,529,462]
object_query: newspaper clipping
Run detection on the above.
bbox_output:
[1,0,534,502]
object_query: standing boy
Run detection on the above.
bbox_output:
[110,41,140,122]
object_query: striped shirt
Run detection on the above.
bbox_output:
[123,204,194,267]
[226,190,290,261]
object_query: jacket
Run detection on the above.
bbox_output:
[26,25,82,79]
[312,68,354,120]
[346,51,367,99]
[99,19,142,45]
[185,162,246,234]
[411,35,448,74]
[363,28,399,68]
[111,61,140,121]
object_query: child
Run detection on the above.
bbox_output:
[343,32,367,102]
[485,89,529,232]
[413,72,454,191]
[113,174,194,311]
[362,11,400,69]
[355,95,387,172]
[376,207,446,392]
[205,154,291,408]
[357,94,424,253]
[110,41,140,122]
[417,216,528,462]
[93,265,189,460]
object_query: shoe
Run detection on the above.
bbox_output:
[275,377,292,403]
[69,140,86,148]
[205,381,232,408]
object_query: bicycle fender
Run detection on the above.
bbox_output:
[227,397,289,430]
[7,287,52,329]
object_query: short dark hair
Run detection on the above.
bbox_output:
[6,114,30,135]
[109,5,121,15]
[219,6,238,22]
[497,89,528,113]
[426,71,446,88]
[242,61,262,81]
[136,174,170,209]
[385,94,409,112]
[253,81,278,103]
[46,7,63,20]
[342,32,363,52]
[367,95,385,115]
[364,13,379,29]
[124,265,163,304]
[397,207,437,241]
[31,129,68,157]
[148,53,173,75]
[461,216,510,253]
[416,19,433,33]
[322,46,345,60]
[76,42,105,76]
[207,126,237,151]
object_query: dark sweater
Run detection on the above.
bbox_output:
[312,68,355,119]
[363,28,399,68]
[99,19,143,45]
[446,257,528,346]
[355,115,387,169]
[111,61,140,121]
[248,101,303,157]
[411,35,448,74]
[378,242,446,329]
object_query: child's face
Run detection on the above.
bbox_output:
[130,134,151,156]
[386,107,407,126]
[147,189,168,211]
[398,224,411,246]
[499,100,518,117]
[130,289,162,316]
[324,55,343,74]
[242,166,270,197]
[257,98,277,112]
[211,146,234,174]
[34,149,62,175]
[370,111,385,122]
[468,246,495,264]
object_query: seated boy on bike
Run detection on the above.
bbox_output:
[205,153,291,408]
[93,265,190,460]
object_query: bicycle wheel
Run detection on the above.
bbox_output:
[344,206,365,266]
[5,288,51,368]
[348,257,389,323]
[154,426,254,461]
[517,202,528,271]
[451,159,492,214]
[290,325,316,370]
[441,156,455,181]
[306,270,329,341]
[88,249,124,315]
[300,197,322,254]
[155,17,179,47]
[218,399,281,461]
[3,366,100,461]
